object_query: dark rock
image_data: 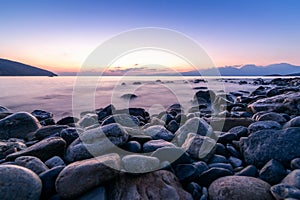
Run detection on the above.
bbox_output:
[115,108,149,122]
[175,117,213,146]
[101,114,139,127]
[193,161,209,174]
[228,156,243,168]
[175,113,188,125]
[143,139,175,153]
[197,167,233,187]
[208,163,233,171]
[40,118,56,126]
[167,103,184,115]
[76,187,106,200]
[208,176,273,200]
[282,169,300,189]
[166,120,180,133]
[0,164,42,200]
[122,155,159,173]
[186,182,202,200]
[39,166,64,199]
[31,110,53,121]
[45,156,65,168]
[15,156,48,174]
[0,105,10,113]
[209,118,254,132]
[56,153,120,199]
[129,135,152,144]
[143,125,174,141]
[107,170,192,200]
[257,112,287,124]
[65,123,129,162]
[6,137,66,162]
[215,143,227,156]
[271,184,300,200]
[123,141,141,153]
[248,120,281,134]
[151,147,193,166]
[97,104,115,121]
[228,126,248,138]
[33,125,68,140]
[208,155,228,164]
[200,187,208,200]
[59,127,82,145]
[291,158,300,170]
[160,113,174,124]
[248,92,300,115]
[0,139,26,159]
[284,116,300,128]
[240,128,300,168]
[56,116,79,125]
[78,113,98,128]
[120,93,138,99]
[0,112,41,140]
[217,132,238,144]
[175,164,199,183]
[236,165,258,177]
[226,144,241,158]
[182,133,216,162]
[259,159,287,185]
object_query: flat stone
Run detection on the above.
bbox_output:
[122,155,160,173]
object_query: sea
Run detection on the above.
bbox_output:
[0,76,290,120]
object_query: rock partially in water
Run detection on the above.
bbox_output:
[97,104,115,121]
[107,170,192,200]
[208,176,273,200]
[120,93,138,99]
[31,109,53,121]
[65,123,129,162]
[0,105,10,113]
[248,92,300,115]
[122,155,160,173]
[56,153,120,199]
[56,116,79,125]
[6,137,66,162]
[0,112,41,140]
[0,165,42,200]
[15,156,49,175]
[240,128,300,168]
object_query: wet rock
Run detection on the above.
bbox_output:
[271,184,300,200]
[248,120,281,134]
[33,125,68,140]
[101,114,139,127]
[77,187,106,200]
[122,155,160,173]
[123,141,141,153]
[15,156,48,174]
[65,123,129,162]
[282,169,300,189]
[229,156,243,168]
[45,156,65,168]
[97,104,115,121]
[208,176,273,200]
[240,128,300,168]
[56,153,120,199]
[143,139,176,153]
[175,117,213,146]
[208,155,228,164]
[226,144,241,158]
[39,166,64,199]
[259,159,287,185]
[208,163,233,172]
[56,116,79,125]
[0,164,42,200]
[215,143,227,156]
[59,127,82,145]
[31,110,53,121]
[143,125,174,141]
[197,167,233,187]
[194,161,209,174]
[166,120,180,133]
[182,133,216,162]
[0,105,10,113]
[248,92,300,115]
[0,112,41,140]
[236,165,258,177]
[40,118,56,126]
[107,170,192,200]
[6,137,66,162]
[120,93,138,99]
[167,103,184,115]
[151,146,192,166]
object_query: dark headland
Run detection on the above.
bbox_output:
[0,58,57,76]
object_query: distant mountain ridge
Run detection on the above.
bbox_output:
[0,58,57,76]
[183,63,300,76]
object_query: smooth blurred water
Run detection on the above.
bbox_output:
[0,76,272,120]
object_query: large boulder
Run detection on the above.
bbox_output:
[208,176,274,200]
[240,128,300,168]
[107,170,192,200]
[0,165,42,200]
[175,117,213,146]
[0,112,41,140]
[56,153,120,199]
[65,123,129,162]
[6,137,66,162]
[248,92,300,115]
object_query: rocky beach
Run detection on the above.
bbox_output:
[1,77,300,200]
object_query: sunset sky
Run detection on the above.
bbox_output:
[1,0,300,74]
